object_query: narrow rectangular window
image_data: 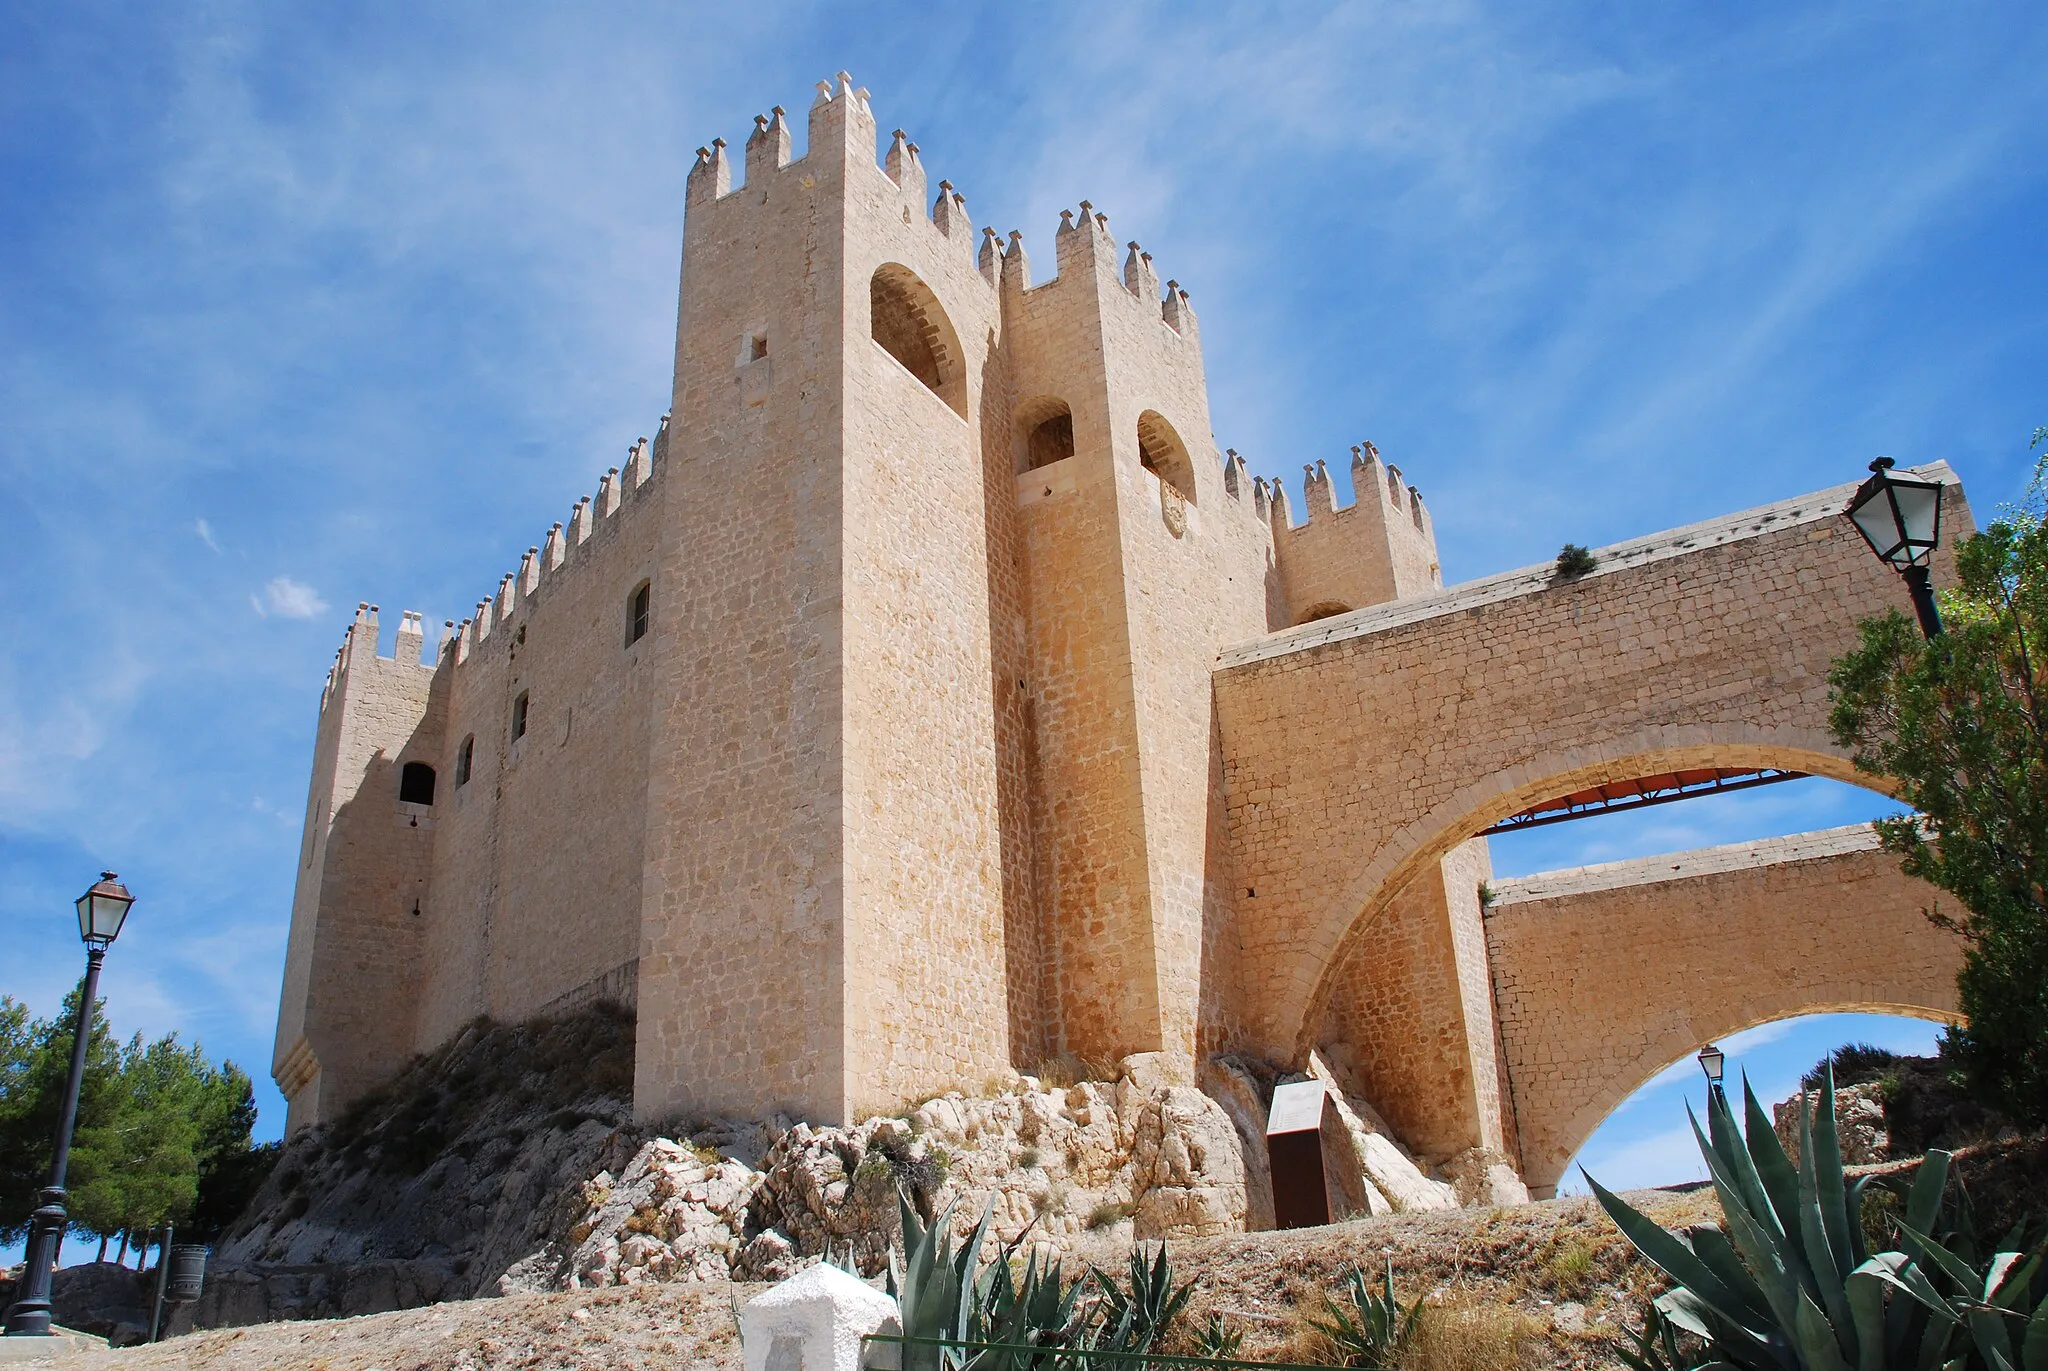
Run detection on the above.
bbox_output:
[511,692,529,741]
[629,581,651,645]
[456,736,474,786]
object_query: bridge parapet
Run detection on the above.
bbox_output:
[1219,463,1957,671]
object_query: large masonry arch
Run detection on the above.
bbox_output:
[1212,467,1971,1073]
[1485,825,1962,1194]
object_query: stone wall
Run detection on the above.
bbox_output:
[1317,838,1508,1165]
[274,606,438,1134]
[1484,825,1963,1194]
[1213,470,1972,1069]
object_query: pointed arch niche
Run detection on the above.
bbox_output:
[1136,410,1196,505]
[869,263,967,417]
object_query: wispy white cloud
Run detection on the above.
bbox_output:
[254,576,326,620]
[194,517,222,553]
[1562,1120,1708,1195]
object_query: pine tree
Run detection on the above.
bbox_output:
[0,984,122,1245]
[0,989,268,1251]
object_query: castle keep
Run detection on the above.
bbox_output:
[278,76,1971,1201]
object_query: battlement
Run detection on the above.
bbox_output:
[1253,440,1442,626]
[684,74,989,279]
[316,417,670,720]
[453,422,665,667]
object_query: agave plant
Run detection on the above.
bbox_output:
[885,1185,1085,1371]
[1306,1255,1420,1370]
[888,1188,998,1371]
[1194,1311,1246,1360]
[973,1244,1085,1371]
[1588,1065,2048,1371]
[1085,1242,1197,1356]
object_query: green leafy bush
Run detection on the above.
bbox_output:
[1555,544,1599,579]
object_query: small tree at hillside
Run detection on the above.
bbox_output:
[0,989,266,1256]
[0,986,123,1247]
[1829,428,2048,1126]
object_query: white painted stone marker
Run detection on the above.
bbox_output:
[740,1260,903,1371]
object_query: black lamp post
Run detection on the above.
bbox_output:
[3,872,135,1338]
[1697,1043,1726,1097]
[1847,457,1946,639]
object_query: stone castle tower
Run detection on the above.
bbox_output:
[276,74,1444,1138]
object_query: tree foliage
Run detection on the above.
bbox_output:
[1829,433,2048,1127]
[0,985,123,1245]
[0,984,268,1253]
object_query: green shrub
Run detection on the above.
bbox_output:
[1800,1042,1901,1092]
[1555,543,1599,578]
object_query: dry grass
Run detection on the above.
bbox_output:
[1402,1297,1543,1371]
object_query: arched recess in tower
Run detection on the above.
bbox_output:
[1136,410,1196,504]
[1014,396,1076,474]
[1295,600,1353,626]
[869,263,967,417]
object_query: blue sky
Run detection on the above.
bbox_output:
[3,1,2043,1219]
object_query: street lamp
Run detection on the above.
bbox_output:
[3,873,135,1338]
[1847,457,1946,639]
[1697,1043,1726,1093]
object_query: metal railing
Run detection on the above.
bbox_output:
[862,1331,1355,1371]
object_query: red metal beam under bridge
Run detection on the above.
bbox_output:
[1476,767,1811,836]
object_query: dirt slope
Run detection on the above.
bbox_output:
[16,1187,1717,1371]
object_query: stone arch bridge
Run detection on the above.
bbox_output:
[1212,465,1969,1194]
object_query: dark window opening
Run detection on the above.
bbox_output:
[511,692,529,741]
[399,761,437,806]
[1027,412,1075,470]
[456,736,474,786]
[628,581,651,645]
[749,334,769,362]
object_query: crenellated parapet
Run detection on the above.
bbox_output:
[446,422,667,668]
[315,415,671,705]
[685,73,995,289]
[993,197,1202,351]
[1263,440,1443,626]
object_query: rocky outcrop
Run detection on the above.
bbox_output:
[1774,1084,1889,1166]
[1439,1147,1533,1207]
[1307,1051,1459,1213]
[559,1054,1250,1289]
[193,1004,641,1328]
[190,1005,1522,1323]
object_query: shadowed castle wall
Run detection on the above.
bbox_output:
[414,450,663,1052]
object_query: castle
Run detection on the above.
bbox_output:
[276,75,1971,1200]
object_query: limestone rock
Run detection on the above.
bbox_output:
[1774,1084,1889,1166]
[1308,1051,1457,1213]
[555,1060,1258,1289]
[1440,1147,1532,1207]
[564,1138,761,1289]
